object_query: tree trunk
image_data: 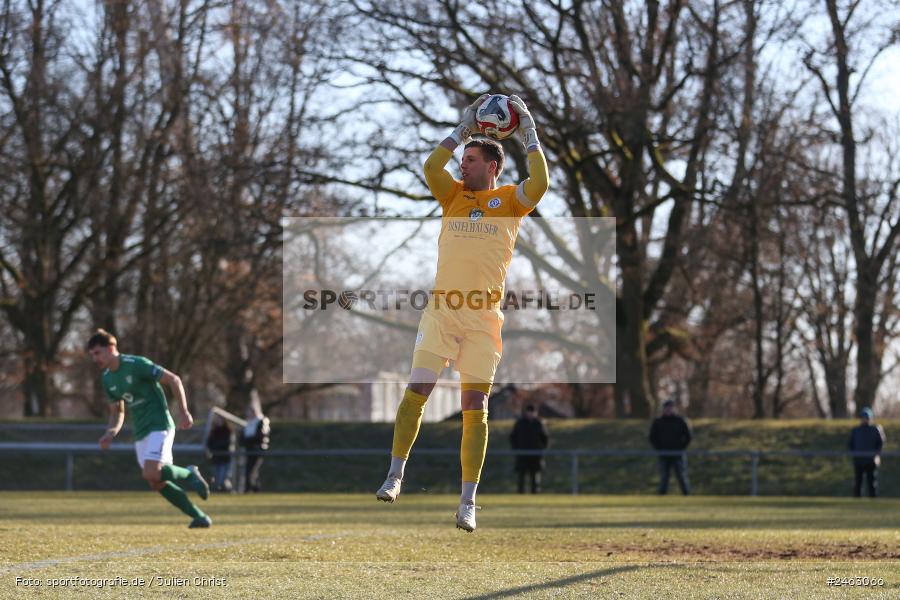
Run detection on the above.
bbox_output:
[771,227,788,418]
[806,355,827,419]
[749,200,766,419]
[687,360,711,418]
[824,360,848,418]
[617,223,654,418]
[854,273,879,412]
[23,354,53,417]
[617,305,653,418]
[224,325,256,415]
[613,378,627,418]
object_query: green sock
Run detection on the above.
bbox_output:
[159,482,205,519]
[160,464,193,483]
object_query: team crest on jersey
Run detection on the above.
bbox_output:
[469,208,484,221]
[488,197,501,209]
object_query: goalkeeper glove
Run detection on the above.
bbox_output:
[449,93,490,146]
[509,95,540,152]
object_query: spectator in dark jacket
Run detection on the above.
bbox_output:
[205,415,233,492]
[240,400,270,493]
[509,404,549,493]
[649,399,692,495]
[848,407,886,498]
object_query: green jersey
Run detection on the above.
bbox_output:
[102,354,175,440]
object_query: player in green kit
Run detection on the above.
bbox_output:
[87,329,212,528]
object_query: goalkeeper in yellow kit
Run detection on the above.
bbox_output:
[375,94,549,531]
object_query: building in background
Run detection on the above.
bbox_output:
[278,372,460,422]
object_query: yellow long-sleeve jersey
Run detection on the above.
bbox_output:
[422,145,549,318]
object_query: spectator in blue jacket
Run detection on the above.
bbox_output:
[848,407,886,498]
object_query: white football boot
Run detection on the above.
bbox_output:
[455,502,479,532]
[376,475,402,503]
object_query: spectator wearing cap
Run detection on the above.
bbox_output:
[848,407,886,498]
[649,399,692,495]
[509,404,549,493]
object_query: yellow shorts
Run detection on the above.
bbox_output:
[414,307,503,384]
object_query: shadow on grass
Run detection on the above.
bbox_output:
[460,564,672,600]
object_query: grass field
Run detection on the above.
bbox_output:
[1,492,898,599]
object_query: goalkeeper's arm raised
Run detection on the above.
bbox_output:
[424,94,489,204]
[509,95,549,209]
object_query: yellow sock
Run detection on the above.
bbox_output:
[391,388,428,460]
[460,409,488,483]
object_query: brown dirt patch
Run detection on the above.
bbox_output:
[565,541,900,561]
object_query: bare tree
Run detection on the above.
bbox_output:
[804,0,900,412]
[126,0,345,413]
[0,0,111,415]
[795,207,853,417]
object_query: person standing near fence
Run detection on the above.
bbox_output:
[87,329,212,528]
[649,399,692,495]
[509,404,549,493]
[848,407,886,498]
[206,415,233,492]
[240,399,270,492]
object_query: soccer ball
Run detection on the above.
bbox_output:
[475,94,519,140]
